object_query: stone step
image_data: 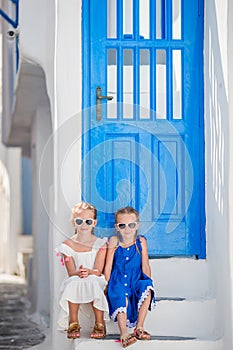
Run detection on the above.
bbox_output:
[151,258,209,298]
[72,336,223,350]
[147,298,217,338]
[34,297,219,350]
[72,296,218,340]
[105,297,217,339]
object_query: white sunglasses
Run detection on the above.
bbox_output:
[116,222,137,230]
[74,218,95,226]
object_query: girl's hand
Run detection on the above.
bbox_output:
[77,265,89,278]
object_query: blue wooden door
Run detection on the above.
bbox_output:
[82,0,205,257]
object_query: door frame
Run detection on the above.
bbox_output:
[81,0,206,258]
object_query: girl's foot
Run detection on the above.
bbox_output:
[90,322,106,339]
[134,327,151,340]
[121,333,137,347]
[67,322,81,339]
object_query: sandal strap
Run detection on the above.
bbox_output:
[135,327,149,334]
[91,322,106,339]
[67,322,81,333]
[93,322,105,331]
[121,334,135,341]
[134,327,150,339]
[121,333,137,347]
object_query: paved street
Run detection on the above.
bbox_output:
[0,275,45,350]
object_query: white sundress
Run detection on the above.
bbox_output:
[55,237,109,329]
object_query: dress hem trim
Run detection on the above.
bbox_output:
[138,285,156,310]
[110,286,156,328]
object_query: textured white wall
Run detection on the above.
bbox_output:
[9,0,233,349]
[30,105,52,319]
[19,1,82,349]
[227,0,233,347]
[0,33,22,274]
[205,0,233,348]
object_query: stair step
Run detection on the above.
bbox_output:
[105,334,195,341]
[75,296,217,340]
[152,258,209,298]
[156,297,186,301]
[73,336,223,350]
[105,298,217,338]
[145,298,217,338]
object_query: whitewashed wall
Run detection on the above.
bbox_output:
[227,0,233,346]
[18,1,82,349]
[0,13,22,275]
[7,0,233,349]
[205,0,233,348]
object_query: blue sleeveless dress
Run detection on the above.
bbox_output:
[106,235,156,327]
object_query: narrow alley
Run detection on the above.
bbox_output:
[0,275,45,349]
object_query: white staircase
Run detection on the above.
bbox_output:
[72,258,223,350]
[73,337,223,350]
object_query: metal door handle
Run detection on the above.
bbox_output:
[96,86,113,120]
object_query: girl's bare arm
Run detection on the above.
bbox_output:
[140,236,151,277]
[92,242,108,275]
[104,236,118,282]
[64,254,77,276]
[77,242,109,278]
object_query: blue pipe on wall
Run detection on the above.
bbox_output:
[0,0,19,28]
[0,0,19,70]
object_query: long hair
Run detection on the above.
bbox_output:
[115,206,141,254]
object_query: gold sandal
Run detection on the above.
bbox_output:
[134,326,151,340]
[67,322,81,339]
[90,322,106,339]
[121,333,137,347]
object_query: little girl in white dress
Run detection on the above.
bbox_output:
[55,202,109,339]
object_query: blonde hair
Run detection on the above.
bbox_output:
[71,202,97,234]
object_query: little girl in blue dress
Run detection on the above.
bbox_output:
[104,206,156,348]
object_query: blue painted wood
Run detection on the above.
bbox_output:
[0,0,19,70]
[161,0,166,39]
[82,0,205,257]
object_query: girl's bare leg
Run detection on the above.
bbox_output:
[136,291,151,328]
[92,304,105,324]
[134,291,151,340]
[68,301,79,324]
[90,303,106,338]
[118,312,137,347]
[67,302,81,339]
[117,297,128,338]
[117,312,128,338]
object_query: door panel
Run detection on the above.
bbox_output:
[82,0,205,257]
